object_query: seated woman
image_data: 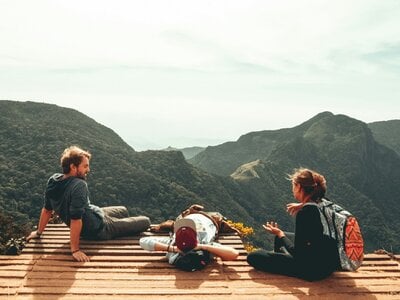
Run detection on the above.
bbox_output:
[247,168,341,281]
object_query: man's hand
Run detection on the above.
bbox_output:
[26,230,41,242]
[70,219,85,261]
[286,202,304,216]
[194,243,239,261]
[262,221,285,238]
[72,250,90,262]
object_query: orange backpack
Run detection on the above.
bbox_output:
[310,198,364,271]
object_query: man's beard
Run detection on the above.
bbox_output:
[76,171,87,180]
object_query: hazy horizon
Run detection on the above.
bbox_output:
[1,1,400,150]
[3,99,398,152]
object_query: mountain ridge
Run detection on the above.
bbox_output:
[368,119,400,156]
[1,100,399,252]
[190,111,400,251]
[0,100,252,225]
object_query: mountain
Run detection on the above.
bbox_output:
[190,112,400,252]
[1,101,399,252]
[0,100,254,235]
[189,112,334,176]
[368,120,400,156]
[162,146,205,159]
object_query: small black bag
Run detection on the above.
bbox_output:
[174,249,211,272]
[5,237,26,255]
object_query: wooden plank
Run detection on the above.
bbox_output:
[25,244,145,250]
[0,287,17,295]
[43,224,69,228]
[292,295,398,300]
[0,279,23,289]
[224,265,400,273]
[16,284,400,296]
[332,272,400,279]
[22,249,247,257]
[359,261,399,266]
[23,279,229,288]
[0,255,41,260]
[364,254,396,260]
[0,265,32,271]
[40,231,167,237]
[39,226,240,236]
[32,254,247,264]
[28,266,225,274]
[230,286,400,295]
[25,244,245,251]
[0,260,36,266]
[14,295,399,300]
[39,226,69,230]
[30,238,140,244]
[358,266,400,272]
[35,260,175,268]
[229,271,400,280]
[223,260,399,268]
[39,254,167,261]
[225,278,400,287]
[26,272,228,280]
[21,248,167,255]
[12,296,304,300]
[14,296,311,300]
[0,271,26,278]
[17,286,233,295]
[28,238,244,245]
[3,224,399,299]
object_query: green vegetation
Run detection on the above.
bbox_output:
[369,120,400,156]
[190,112,400,252]
[0,211,31,254]
[0,100,256,250]
[1,101,399,253]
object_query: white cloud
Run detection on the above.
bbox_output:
[1,0,400,149]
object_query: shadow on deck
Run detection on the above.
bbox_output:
[1,224,399,299]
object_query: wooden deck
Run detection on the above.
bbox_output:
[1,224,399,299]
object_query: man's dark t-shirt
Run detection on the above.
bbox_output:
[44,173,104,237]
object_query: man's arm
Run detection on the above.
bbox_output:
[146,240,239,260]
[198,243,239,261]
[70,219,90,262]
[26,208,53,241]
[153,241,180,253]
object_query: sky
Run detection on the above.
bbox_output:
[1,1,400,150]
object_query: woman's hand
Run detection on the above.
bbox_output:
[286,202,304,216]
[262,221,285,238]
[26,230,41,242]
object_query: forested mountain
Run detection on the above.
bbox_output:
[1,101,399,253]
[190,112,400,252]
[189,112,331,176]
[368,120,400,156]
[0,100,253,240]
